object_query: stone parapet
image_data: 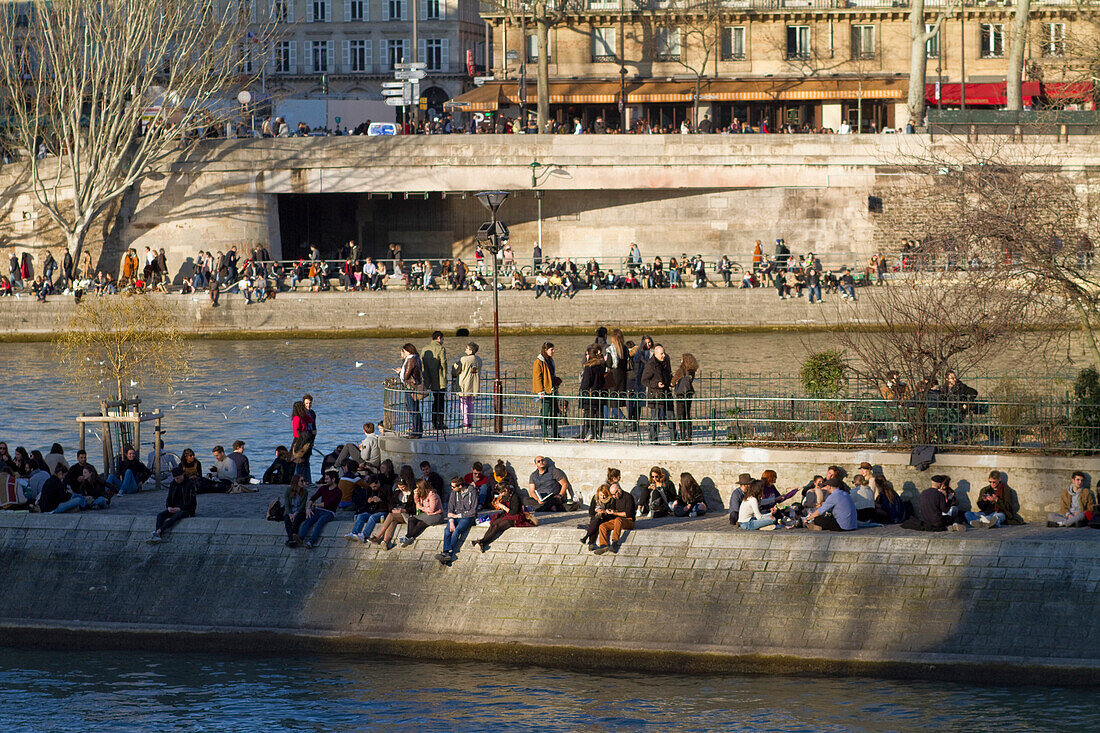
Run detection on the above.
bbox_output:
[381,436,1087,523]
[1,511,1098,682]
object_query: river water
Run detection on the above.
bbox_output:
[0,333,1084,463]
[0,648,1091,732]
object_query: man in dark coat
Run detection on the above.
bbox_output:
[641,344,675,442]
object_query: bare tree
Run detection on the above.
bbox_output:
[668,0,721,129]
[0,0,279,265]
[484,0,568,132]
[55,294,189,403]
[868,139,1098,375]
[906,0,957,126]
[1006,0,1033,109]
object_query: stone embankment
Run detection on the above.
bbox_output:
[1,506,1099,684]
[0,288,882,340]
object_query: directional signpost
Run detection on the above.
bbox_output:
[383,63,427,119]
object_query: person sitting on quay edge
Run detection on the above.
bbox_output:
[965,483,1006,529]
[638,465,676,518]
[872,475,908,525]
[581,482,615,551]
[63,449,98,492]
[347,472,391,542]
[282,475,309,547]
[371,475,416,549]
[337,459,366,510]
[728,473,754,524]
[471,475,534,553]
[298,469,342,549]
[333,422,381,474]
[436,476,480,566]
[670,472,707,517]
[397,478,444,547]
[986,470,1024,525]
[262,446,295,484]
[420,460,446,503]
[803,477,857,532]
[527,456,571,512]
[147,467,197,544]
[1048,471,1094,528]
[592,480,636,555]
[228,440,252,483]
[737,480,778,531]
[207,445,238,487]
[463,461,491,509]
[902,475,961,532]
[759,469,798,512]
[107,444,151,495]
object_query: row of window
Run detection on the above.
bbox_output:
[272,0,444,22]
[272,38,450,72]
[578,22,1067,63]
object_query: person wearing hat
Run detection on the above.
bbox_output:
[147,466,197,544]
[803,476,857,531]
[728,473,754,525]
[903,475,958,532]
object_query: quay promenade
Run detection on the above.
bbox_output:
[0,287,883,340]
[2,486,1099,683]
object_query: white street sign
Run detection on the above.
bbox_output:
[395,69,427,81]
[393,62,428,70]
[385,97,411,107]
[473,76,494,87]
[381,88,409,97]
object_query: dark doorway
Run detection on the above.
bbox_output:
[277,194,358,259]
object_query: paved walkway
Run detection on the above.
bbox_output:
[85,484,1098,542]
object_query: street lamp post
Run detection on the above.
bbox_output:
[475,190,510,433]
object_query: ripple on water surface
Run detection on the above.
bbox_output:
[0,649,1093,732]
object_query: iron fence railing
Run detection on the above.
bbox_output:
[382,383,1100,452]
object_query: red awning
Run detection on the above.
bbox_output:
[925,82,1006,106]
[925,81,1094,106]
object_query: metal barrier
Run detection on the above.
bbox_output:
[382,383,1100,452]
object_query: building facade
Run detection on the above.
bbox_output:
[253,0,489,128]
[467,0,1096,132]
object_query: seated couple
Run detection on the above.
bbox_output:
[580,468,636,554]
[635,466,708,518]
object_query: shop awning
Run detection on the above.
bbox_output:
[925,82,1007,106]
[447,84,508,111]
[503,81,623,105]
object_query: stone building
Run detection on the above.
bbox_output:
[254,0,489,128]
[463,0,1096,132]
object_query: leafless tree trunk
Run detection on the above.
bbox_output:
[1006,0,1032,110]
[537,12,551,131]
[907,0,955,127]
[0,0,278,265]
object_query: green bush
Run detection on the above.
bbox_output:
[1071,367,1100,449]
[800,350,849,399]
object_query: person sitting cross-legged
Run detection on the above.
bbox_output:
[639,466,676,518]
[670,472,707,517]
[593,481,636,555]
[803,477,857,532]
[737,480,777,531]
[471,480,534,553]
[147,467,197,544]
[436,478,479,566]
[262,446,296,485]
[581,483,615,551]
[1048,471,1094,528]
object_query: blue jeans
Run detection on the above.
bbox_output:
[299,508,335,544]
[808,284,822,303]
[107,469,141,494]
[442,517,475,553]
[293,460,312,483]
[740,517,776,530]
[51,495,108,513]
[405,392,423,436]
[353,511,387,537]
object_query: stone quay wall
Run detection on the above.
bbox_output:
[2,510,1100,683]
[0,288,884,340]
[381,437,1089,524]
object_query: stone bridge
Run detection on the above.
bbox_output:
[3,134,1099,275]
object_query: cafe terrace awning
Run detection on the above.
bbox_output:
[451,78,908,109]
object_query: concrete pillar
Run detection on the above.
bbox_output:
[822,103,842,132]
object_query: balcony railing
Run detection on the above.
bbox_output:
[273,63,452,76]
[482,0,1095,14]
